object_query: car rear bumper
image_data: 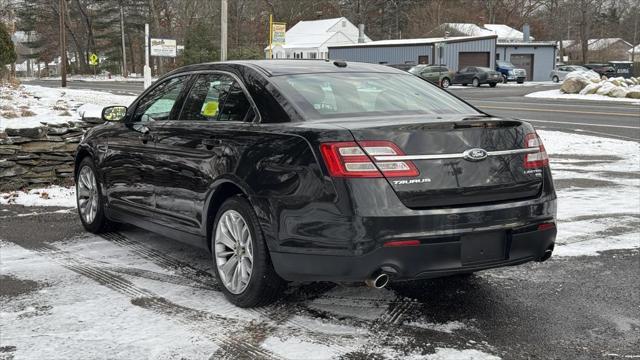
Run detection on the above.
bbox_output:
[271,219,556,282]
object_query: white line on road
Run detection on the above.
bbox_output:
[522,118,640,129]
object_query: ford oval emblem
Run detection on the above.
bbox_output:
[463,148,488,161]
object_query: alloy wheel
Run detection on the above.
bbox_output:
[214,210,254,294]
[441,78,450,88]
[77,166,99,224]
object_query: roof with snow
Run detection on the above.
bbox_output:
[266,17,371,50]
[484,24,534,42]
[568,38,633,51]
[629,44,640,54]
[433,23,534,42]
[329,35,497,48]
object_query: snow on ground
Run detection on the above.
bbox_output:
[525,89,640,104]
[538,130,640,256]
[26,75,150,82]
[0,85,136,130]
[0,186,76,207]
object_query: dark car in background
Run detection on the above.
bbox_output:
[584,64,616,79]
[408,64,453,88]
[452,66,502,87]
[75,60,557,307]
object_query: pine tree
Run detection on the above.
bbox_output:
[0,22,17,69]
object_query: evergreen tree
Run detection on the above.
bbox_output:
[0,22,17,68]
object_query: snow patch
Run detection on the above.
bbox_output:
[261,336,343,359]
[0,186,76,207]
[405,320,470,333]
[525,89,640,104]
[407,347,501,360]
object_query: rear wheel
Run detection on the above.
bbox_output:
[502,75,508,83]
[489,82,497,88]
[517,79,524,84]
[472,78,480,87]
[76,157,113,233]
[441,78,450,88]
[212,196,285,307]
[552,75,559,83]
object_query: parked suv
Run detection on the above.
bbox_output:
[452,66,502,87]
[408,64,454,88]
[495,60,526,83]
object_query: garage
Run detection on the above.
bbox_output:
[510,54,534,80]
[458,52,490,68]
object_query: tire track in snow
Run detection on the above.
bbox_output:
[100,232,219,289]
[26,244,282,360]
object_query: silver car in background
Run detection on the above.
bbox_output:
[550,65,589,83]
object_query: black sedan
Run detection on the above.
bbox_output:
[452,66,502,87]
[75,60,557,307]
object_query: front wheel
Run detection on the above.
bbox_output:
[76,157,113,233]
[502,75,508,83]
[212,196,285,307]
[472,78,480,87]
[440,78,451,88]
[489,82,497,88]
[552,75,559,83]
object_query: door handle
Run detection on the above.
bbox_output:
[202,138,222,150]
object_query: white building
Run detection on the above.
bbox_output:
[628,44,639,61]
[264,17,370,60]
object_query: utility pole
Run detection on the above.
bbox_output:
[144,24,151,89]
[120,6,127,77]
[59,0,67,87]
[221,0,227,61]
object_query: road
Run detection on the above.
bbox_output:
[25,79,640,141]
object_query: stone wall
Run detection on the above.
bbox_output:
[0,120,99,191]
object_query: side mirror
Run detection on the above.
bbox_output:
[102,105,128,122]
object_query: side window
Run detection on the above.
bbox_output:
[219,82,252,122]
[179,73,253,122]
[133,76,187,123]
[459,67,468,73]
[179,74,231,121]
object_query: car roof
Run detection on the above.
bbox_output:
[170,60,406,77]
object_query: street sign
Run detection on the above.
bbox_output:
[88,53,98,66]
[150,38,177,57]
[272,23,286,45]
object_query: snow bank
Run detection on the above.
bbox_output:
[0,85,136,130]
[0,186,76,207]
[525,89,640,104]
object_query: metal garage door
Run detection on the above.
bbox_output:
[510,54,534,81]
[458,52,490,69]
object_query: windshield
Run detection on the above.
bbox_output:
[496,60,515,68]
[271,72,480,120]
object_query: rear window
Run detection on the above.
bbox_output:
[271,72,479,120]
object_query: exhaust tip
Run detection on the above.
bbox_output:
[538,245,554,262]
[365,273,390,289]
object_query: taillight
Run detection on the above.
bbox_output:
[320,141,419,178]
[524,133,549,169]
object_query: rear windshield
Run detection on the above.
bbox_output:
[271,72,480,120]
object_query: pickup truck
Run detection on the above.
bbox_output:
[495,60,526,83]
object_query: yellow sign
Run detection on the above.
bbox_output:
[272,23,286,46]
[89,53,99,66]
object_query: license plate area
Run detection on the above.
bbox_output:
[460,231,506,265]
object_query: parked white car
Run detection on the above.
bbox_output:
[550,65,589,83]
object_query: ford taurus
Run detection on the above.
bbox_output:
[75,60,557,307]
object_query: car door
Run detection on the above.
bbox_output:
[463,67,477,83]
[453,67,468,84]
[420,67,437,84]
[153,72,258,239]
[101,75,190,218]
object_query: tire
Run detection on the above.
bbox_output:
[517,79,524,84]
[502,75,508,83]
[76,157,114,233]
[489,82,497,88]
[472,78,480,87]
[552,75,559,83]
[441,78,450,88]
[211,195,285,307]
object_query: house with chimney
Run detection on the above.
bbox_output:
[264,17,370,60]
[564,38,633,62]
